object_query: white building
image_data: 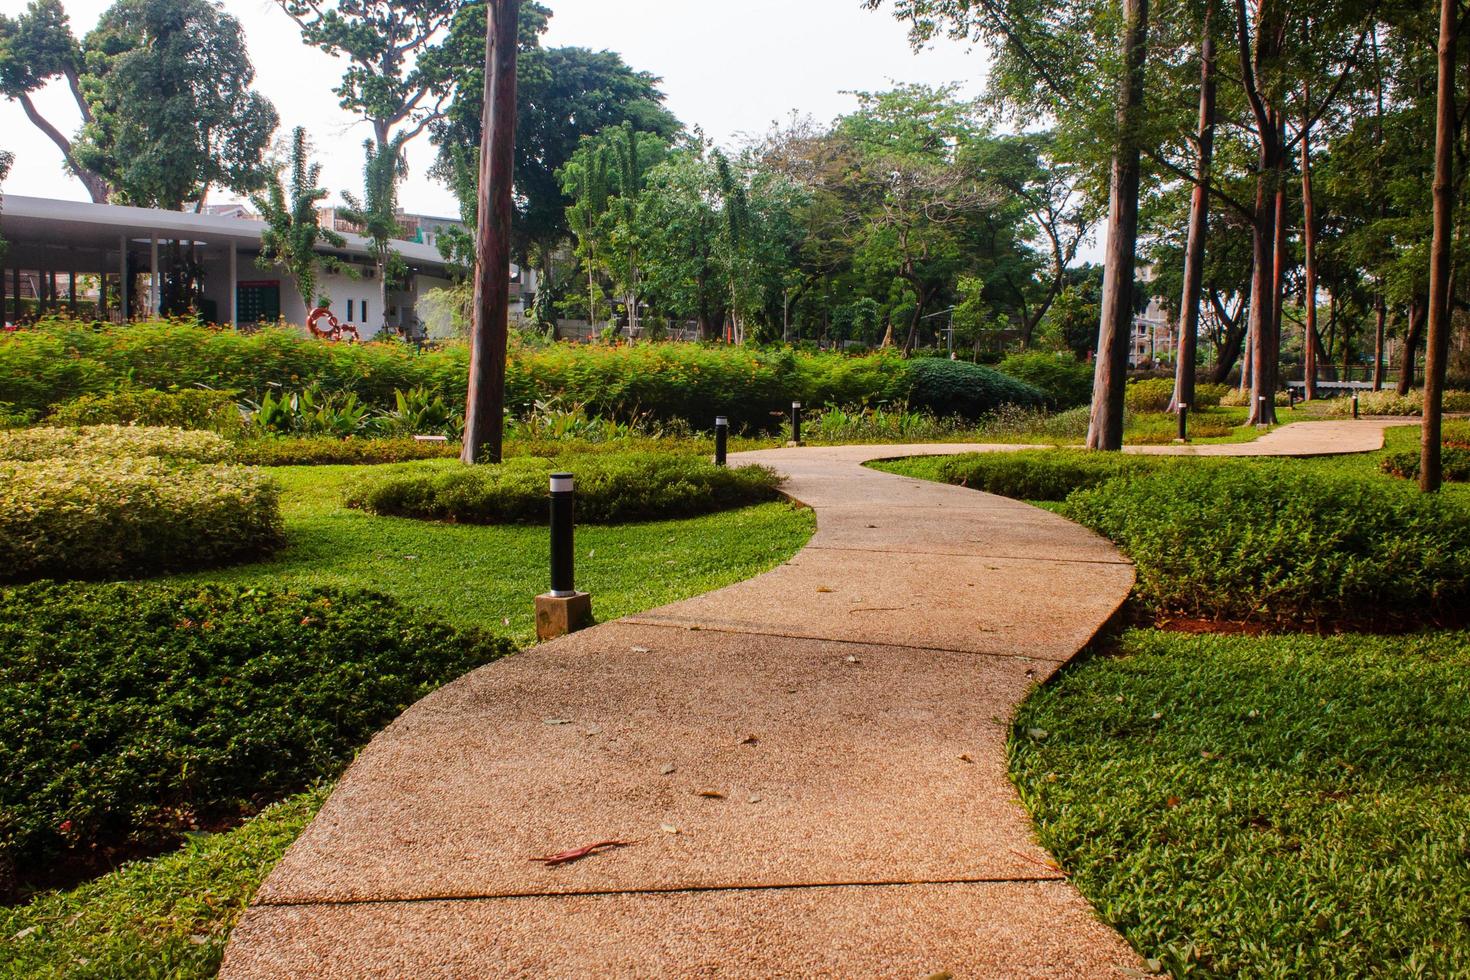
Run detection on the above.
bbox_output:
[1,196,534,338]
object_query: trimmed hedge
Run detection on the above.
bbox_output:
[0,582,512,895]
[232,436,463,467]
[4,322,1052,430]
[903,358,1047,420]
[50,388,243,434]
[926,450,1166,501]
[0,425,234,464]
[1063,462,1470,625]
[0,458,283,582]
[997,352,1095,408]
[347,453,783,524]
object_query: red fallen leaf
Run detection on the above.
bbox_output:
[529,840,636,867]
[1166,796,1182,809]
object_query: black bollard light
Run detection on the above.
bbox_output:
[714,416,729,467]
[1352,392,1360,420]
[549,472,576,597]
[1177,403,1190,442]
[535,473,592,641]
[790,401,803,445]
[1257,394,1270,427]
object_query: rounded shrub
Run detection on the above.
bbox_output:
[346,453,783,524]
[996,352,1094,408]
[49,388,243,434]
[930,449,1167,501]
[901,359,1047,420]
[0,457,284,582]
[0,582,512,895]
[0,426,234,464]
[1063,461,1470,625]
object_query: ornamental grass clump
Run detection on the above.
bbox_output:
[0,582,512,897]
[0,457,283,582]
[1063,462,1470,625]
[0,425,234,463]
[346,453,783,525]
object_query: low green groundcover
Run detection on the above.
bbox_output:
[346,452,783,524]
[232,435,462,467]
[0,582,512,898]
[1013,629,1470,976]
[1063,462,1470,625]
[0,457,283,583]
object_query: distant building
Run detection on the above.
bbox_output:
[1,196,534,336]
[1132,268,1176,368]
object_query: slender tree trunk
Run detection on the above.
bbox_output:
[1087,0,1150,451]
[1172,3,1217,415]
[462,0,520,465]
[1422,0,1457,492]
[1398,298,1427,395]
[1372,296,1387,390]
[1301,96,1321,400]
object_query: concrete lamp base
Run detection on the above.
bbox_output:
[535,592,593,641]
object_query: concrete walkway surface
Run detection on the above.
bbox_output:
[222,421,1399,979]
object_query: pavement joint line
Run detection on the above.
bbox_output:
[617,618,1075,664]
[254,873,1072,910]
[799,544,1134,566]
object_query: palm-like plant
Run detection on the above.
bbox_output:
[251,127,346,314]
[339,136,408,336]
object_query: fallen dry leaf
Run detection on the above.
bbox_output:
[958,754,974,764]
[660,823,681,835]
[697,790,725,799]
[530,840,636,867]
[816,587,835,594]
[740,734,759,745]
[659,763,677,775]
[543,718,573,726]
[631,646,651,654]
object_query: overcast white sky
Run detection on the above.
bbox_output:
[1,0,989,217]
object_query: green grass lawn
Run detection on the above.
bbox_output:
[166,462,814,642]
[1,462,814,979]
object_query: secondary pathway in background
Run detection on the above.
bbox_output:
[222,420,1397,978]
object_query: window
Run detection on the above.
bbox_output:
[347,299,355,321]
[361,301,368,324]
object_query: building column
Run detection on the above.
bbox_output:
[11,268,20,324]
[119,235,129,321]
[150,234,160,315]
[228,242,238,329]
[68,270,78,314]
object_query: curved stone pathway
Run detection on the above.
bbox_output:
[222,420,1399,978]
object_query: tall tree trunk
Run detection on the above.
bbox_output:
[1087,0,1150,451]
[1421,0,1457,492]
[1172,1,1217,414]
[1301,93,1321,400]
[462,0,520,466]
[1397,298,1427,395]
[1372,296,1387,390]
